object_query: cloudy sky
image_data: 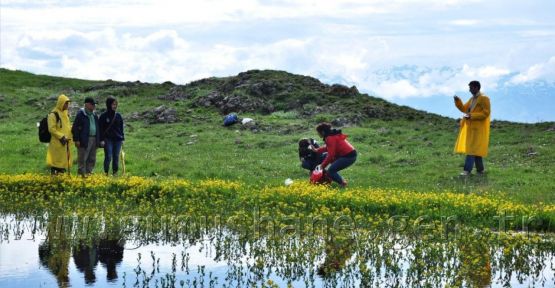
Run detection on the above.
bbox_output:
[1,0,554,122]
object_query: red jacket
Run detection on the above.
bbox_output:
[316,134,355,168]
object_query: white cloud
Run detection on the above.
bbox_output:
[448,19,480,26]
[1,0,489,32]
[356,64,512,99]
[374,79,419,99]
[2,28,322,83]
[509,57,555,85]
[518,30,555,37]
[475,66,511,78]
[4,24,548,102]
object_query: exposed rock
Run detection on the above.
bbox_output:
[187,77,221,88]
[196,91,223,108]
[82,80,145,93]
[68,102,80,117]
[247,81,281,97]
[60,87,76,96]
[158,86,190,101]
[363,106,388,119]
[331,117,354,127]
[153,106,178,123]
[220,78,241,93]
[327,84,359,97]
[128,105,178,123]
[195,91,275,114]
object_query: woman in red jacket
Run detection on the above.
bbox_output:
[312,123,357,187]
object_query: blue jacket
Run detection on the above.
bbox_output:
[99,111,125,141]
[72,108,100,148]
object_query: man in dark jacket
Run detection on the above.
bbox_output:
[72,97,100,176]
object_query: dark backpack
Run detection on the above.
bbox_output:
[38,112,60,143]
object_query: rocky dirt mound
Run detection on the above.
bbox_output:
[128,105,178,123]
[158,86,191,101]
[195,91,275,114]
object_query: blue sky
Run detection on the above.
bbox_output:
[1,0,554,122]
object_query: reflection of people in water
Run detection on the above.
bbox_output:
[73,243,99,284]
[39,215,126,285]
[38,218,71,288]
[72,239,125,283]
[98,239,125,281]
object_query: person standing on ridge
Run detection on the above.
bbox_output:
[454,80,491,176]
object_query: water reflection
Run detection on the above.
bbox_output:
[36,218,126,286]
[72,239,125,284]
[0,214,554,287]
[73,243,98,284]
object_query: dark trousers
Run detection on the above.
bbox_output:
[327,154,357,184]
[464,155,484,173]
[77,137,97,175]
[104,139,122,174]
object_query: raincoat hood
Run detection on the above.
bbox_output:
[54,94,71,116]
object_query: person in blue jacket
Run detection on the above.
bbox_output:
[99,96,125,175]
[72,97,100,176]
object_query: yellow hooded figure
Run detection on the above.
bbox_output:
[46,94,73,170]
[454,92,491,157]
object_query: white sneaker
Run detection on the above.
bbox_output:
[459,171,470,176]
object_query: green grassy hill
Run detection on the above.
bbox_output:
[0,68,553,204]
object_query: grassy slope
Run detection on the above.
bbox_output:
[0,68,553,205]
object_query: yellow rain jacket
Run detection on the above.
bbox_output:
[46,94,73,168]
[454,93,491,157]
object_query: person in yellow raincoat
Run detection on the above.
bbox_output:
[453,81,490,176]
[47,94,73,174]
